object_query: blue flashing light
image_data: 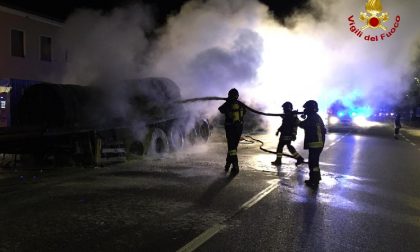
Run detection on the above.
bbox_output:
[328,94,374,120]
[354,107,373,118]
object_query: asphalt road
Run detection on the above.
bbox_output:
[0,124,419,251]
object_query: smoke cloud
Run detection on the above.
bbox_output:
[59,4,154,85]
[59,0,420,123]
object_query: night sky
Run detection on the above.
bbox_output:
[0,0,308,23]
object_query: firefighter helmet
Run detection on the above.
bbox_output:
[282,101,293,111]
[303,100,319,113]
[228,88,239,100]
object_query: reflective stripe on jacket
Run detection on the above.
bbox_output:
[299,113,326,149]
[278,112,299,141]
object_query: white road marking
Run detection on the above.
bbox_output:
[177,179,279,252]
[325,133,349,151]
[319,161,338,166]
[240,181,278,210]
[400,134,419,147]
[177,224,227,252]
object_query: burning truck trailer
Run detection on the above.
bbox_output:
[0,78,211,166]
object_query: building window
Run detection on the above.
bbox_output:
[11,29,25,57]
[40,36,52,61]
[1,101,5,109]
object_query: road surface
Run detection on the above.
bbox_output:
[0,124,419,251]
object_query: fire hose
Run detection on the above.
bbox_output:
[178,96,307,162]
[242,135,307,164]
[178,96,304,117]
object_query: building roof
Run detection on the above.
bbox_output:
[0,2,63,27]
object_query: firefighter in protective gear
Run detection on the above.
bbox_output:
[271,102,304,166]
[394,112,401,139]
[299,100,326,188]
[218,88,246,174]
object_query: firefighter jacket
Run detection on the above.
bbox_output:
[218,100,246,126]
[277,112,299,141]
[299,113,326,149]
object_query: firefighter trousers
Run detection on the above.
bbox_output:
[275,139,302,161]
[308,147,323,181]
[225,124,243,169]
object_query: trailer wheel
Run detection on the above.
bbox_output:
[147,128,169,155]
[187,128,198,145]
[169,126,184,151]
[129,141,144,155]
[196,120,210,143]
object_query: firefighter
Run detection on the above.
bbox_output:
[218,88,246,174]
[271,102,304,166]
[394,112,401,139]
[299,100,326,188]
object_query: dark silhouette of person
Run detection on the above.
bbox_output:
[299,100,326,188]
[218,88,246,174]
[272,101,304,166]
[394,112,401,139]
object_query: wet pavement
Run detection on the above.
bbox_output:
[0,124,419,251]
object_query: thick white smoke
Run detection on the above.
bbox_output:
[59,0,420,122]
[146,0,420,115]
[59,4,154,85]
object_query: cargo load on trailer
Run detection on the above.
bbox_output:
[0,78,211,165]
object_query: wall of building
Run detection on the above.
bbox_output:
[0,6,65,83]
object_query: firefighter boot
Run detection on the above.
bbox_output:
[271,159,282,166]
[304,179,319,188]
[225,154,231,172]
[271,153,282,166]
[224,162,231,172]
[314,171,322,181]
[295,157,304,166]
[231,157,239,174]
[305,171,320,188]
[231,164,239,174]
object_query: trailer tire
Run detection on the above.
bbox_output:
[187,127,198,145]
[146,128,169,155]
[129,141,144,156]
[169,126,184,151]
[196,119,210,143]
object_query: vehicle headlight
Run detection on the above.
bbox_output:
[353,116,368,127]
[329,116,340,125]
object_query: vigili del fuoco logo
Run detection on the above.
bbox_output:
[348,0,400,42]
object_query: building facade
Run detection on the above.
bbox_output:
[0,5,66,126]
